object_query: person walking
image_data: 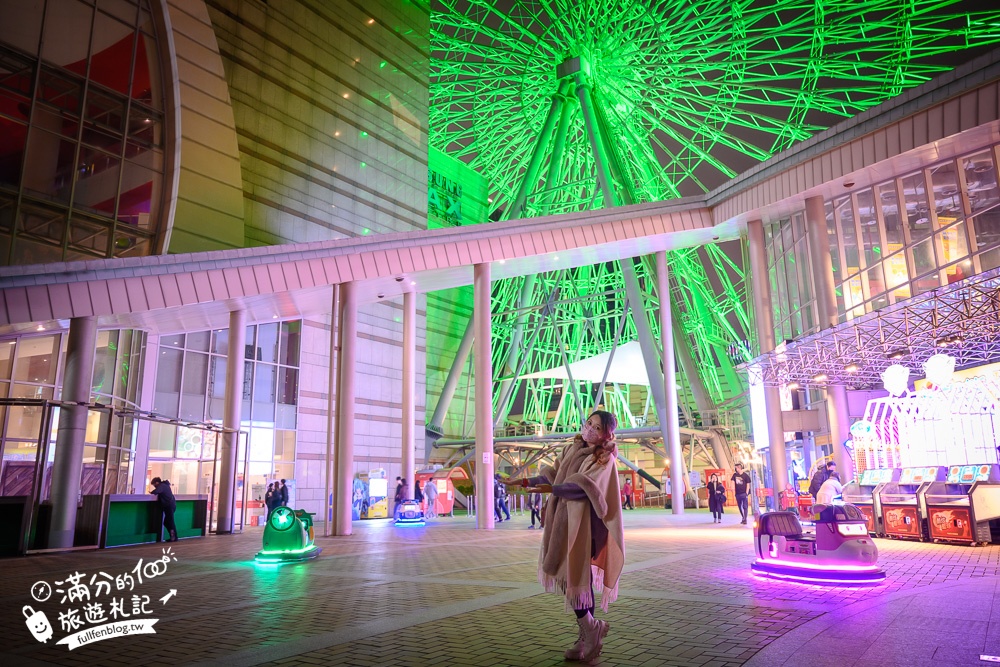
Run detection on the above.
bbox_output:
[504,410,625,664]
[394,478,409,519]
[621,479,634,510]
[279,478,289,507]
[494,473,511,522]
[809,461,836,501]
[528,490,543,529]
[707,473,726,524]
[393,477,404,517]
[264,482,276,518]
[731,463,752,525]
[423,478,439,518]
[414,480,423,505]
[149,477,178,542]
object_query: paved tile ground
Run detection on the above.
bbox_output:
[1,508,998,666]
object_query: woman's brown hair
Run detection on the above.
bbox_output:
[588,410,618,465]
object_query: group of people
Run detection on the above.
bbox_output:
[809,460,843,504]
[264,479,289,516]
[706,463,753,524]
[392,477,440,518]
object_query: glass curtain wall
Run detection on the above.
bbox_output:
[766,142,1000,340]
[147,321,301,498]
[0,0,167,264]
[0,328,144,500]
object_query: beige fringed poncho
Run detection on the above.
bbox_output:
[538,437,625,613]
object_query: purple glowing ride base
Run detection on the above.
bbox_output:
[752,505,885,587]
[750,559,885,585]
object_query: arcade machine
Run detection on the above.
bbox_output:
[921,464,1000,546]
[360,469,389,519]
[876,466,946,541]
[841,468,900,536]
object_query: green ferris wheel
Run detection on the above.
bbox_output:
[428,0,1000,441]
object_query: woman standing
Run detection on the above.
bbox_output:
[505,410,625,664]
[707,473,726,523]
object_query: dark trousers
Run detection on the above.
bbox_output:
[623,494,633,510]
[161,507,176,537]
[736,494,749,521]
[530,506,541,526]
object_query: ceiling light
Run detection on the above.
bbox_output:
[886,348,908,360]
[786,381,800,390]
[812,373,828,383]
[367,18,374,24]
[36,325,44,331]
[844,363,859,373]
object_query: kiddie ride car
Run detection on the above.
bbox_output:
[751,503,885,585]
[254,506,322,563]
[394,499,425,526]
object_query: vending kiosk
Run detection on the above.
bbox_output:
[841,468,899,535]
[359,469,389,519]
[876,466,946,541]
[921,464,1000,545]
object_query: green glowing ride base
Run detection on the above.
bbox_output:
[254,506,322,564]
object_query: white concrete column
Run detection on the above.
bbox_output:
[805,195,855,481]
[334,281,358,536]
[48,316,97,548]
[217,309,246,534]
[324,284,340,537]
[473,262,494,530]
[747,220,788,497]
[656,252,684,514]
[401,289,416,500]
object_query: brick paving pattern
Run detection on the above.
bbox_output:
[0,509,998,666]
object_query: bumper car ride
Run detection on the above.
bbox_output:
[255,506,322,563]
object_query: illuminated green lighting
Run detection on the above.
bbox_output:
[361,228,371,235]
[360,162,366,168]
[379,61,387,68]
[360,131,368,137]
[425,1,1000,430]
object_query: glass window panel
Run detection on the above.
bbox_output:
[964,151,999,215]
[1,3,45,55]
[928,161,963,225]
[877,181,904,250]
[791,211,805,241]
[84,86,126,137]
[836,196,860,275]
[979,246,1000,272]
[89,11,135,95]
[126,106,162,150]
[212,329,228,355]
[117,156,161,231]
[132,30,162,109]
[99,0,138,26]
[12,234,64,265]
[794,238,813,305]
[865,263,885,297]
[176,426,202,459]
[41,0,94,70]
[187,331,210,352]
[241,360,253,419]
[0,118,27,188]
[6,385,52,440]
[153,347,181,416]
[0,339,14,379]
[844,276,864,311]
[180,352,208,421]
[883,251,908,290]
[274,430,295,462]
[13,335,59,383]
[857,188,881,266]
[911,273,939,297]
[775,256,788,318]
[206,356,226,422]
[971,202,1000,255]
[67,215,110,257]
[891,284,911,303]
[943,260,973,285]
[277,367,297,429]
[23,128,76,203]
[909,236,936,277]
[870,294,889,311]
[252,364,275,422]
[901,172,931,242]
[938,221,969,265]
[73,146,120,216]
[825,201,841,284]
[37,66,83,116]
[147,421,175,458]
[161,333,183,348]
[256,323,278,363]
[92,329,118,395]
[279,320,302,366]
[32,104,79,141]
[780,217,792,252]
[0,78,31,124]
[784,248,799,306]
[244,326,256,359]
